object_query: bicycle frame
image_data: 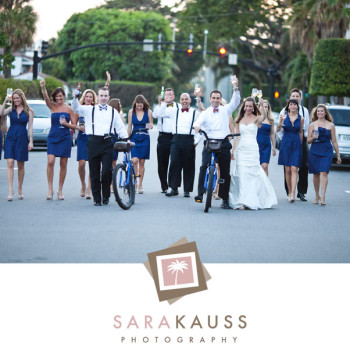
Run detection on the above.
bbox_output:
[204,153,218,192]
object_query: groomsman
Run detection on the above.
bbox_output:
[72,87,128,206]
[166,93,200,198]
[279,88,310,201]
[153,88,179,193]
[193,79,241,209]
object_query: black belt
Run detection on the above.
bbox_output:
[159,132,173,136]
[174,134,194,138]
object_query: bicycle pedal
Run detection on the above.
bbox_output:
[217,178,225,184]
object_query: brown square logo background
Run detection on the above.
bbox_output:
[147,241,208,302]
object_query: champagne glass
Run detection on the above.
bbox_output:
[6,88,13,105]
[194,83,200,94]
[313,127,319,142]
[256,89,263,98]
[251,88,257,98]
[230,75,237,85]
[59,115,66,129]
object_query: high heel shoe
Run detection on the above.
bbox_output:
[321,201,326,206]
[289,195,295,203]
[138,187,144,194]
[7,194,13,201]
[57,190,64,200]
[80,188,85,197]
[86,193,91,200]
[46,192,53,200]
[313,198,320,204]
[18,194,24,200]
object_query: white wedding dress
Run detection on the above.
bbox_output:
[229,123,277,210]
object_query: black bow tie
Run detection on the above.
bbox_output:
[182,108,189,112]
[167,103,174,107]
[99,105,108,111]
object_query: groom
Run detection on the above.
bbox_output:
[193,78,241,209]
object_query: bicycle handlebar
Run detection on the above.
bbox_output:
[195,128,240,142]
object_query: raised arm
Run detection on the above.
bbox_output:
[224,78,241,115]
[0,96,12,117]
[28,108,34,151]
[40,80,54,110]
[104,71,111,89]
[153,98,168,119]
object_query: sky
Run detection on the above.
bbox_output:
[31,0,178,42]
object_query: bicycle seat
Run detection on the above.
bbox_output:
[113,142,135,152]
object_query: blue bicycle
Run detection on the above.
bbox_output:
[112,128,147,210]
[198,129,240,213]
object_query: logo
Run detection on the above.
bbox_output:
[144,237,211,304]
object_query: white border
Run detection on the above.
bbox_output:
[156,252,199,291]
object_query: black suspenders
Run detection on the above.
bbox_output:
[92,106,114,136]
[175,108,196,135]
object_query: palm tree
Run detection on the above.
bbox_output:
[167,260,189,285]
[0,0,37,78]
[289,0,350,59]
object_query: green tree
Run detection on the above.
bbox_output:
[288,0,350,59]
[310,39,350,97]
[104,0,161,10]
[46,8,173,83]
[0,0,37,78]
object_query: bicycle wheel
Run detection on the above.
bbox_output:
[204,166,215,213]
[112,163,135,210]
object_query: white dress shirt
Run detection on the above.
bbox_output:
[173,106,201,144]
[72,99,127,138]
[279,105,310,138]
[153,102,179,133]
[193,90,241,139]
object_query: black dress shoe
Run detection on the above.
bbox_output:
[161,189,167,194]
[194,195,203,203]
[102,197,109,205]
[297,193,307,201]
[94,201,101,206]
[221,200,232,209]
[165,189,179,197]
[184,192,190,198]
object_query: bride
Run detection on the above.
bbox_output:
[229,97,277,210]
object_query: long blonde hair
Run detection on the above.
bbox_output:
[79,89,97,106]
[262,100,274,125]
[311,104,333,123]
[12,89,31,117]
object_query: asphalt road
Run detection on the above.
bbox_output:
[0,129,350,263]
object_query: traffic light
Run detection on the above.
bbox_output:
[187,48,193,57]
[41,40,49,56]
[274,91,280,99]
[219,47,227,58]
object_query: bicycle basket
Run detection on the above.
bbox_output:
[114,142,132,152]
[206,139,222,152]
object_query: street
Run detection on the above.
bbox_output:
[0,129,349,263]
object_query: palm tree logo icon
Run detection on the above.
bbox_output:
[167,259,189,285]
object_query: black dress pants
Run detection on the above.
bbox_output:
[168,134,195,192]
[284,135,309,195]
[87,135,113,203]
[197,140,232,201]
[157,132,173,191]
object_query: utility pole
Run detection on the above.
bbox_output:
[203,29,208,60]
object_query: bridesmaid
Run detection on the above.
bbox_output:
[76,89,97,199]
[277,99,304,203]
[0,90,33,201]
[127,95,153,194]
[40,80,77,200]
[307,104,341,206]
[257,100,276,176]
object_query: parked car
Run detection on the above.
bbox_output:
[27,100,51,150]
[327,105,350,162]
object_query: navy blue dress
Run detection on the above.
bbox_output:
[257,123,272,164]
[130,110,150,159]
[308,127,333,174]
[76,116,88,161]
[5,109,29,162]
[278,115,302,167]
[47,112,72,158]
